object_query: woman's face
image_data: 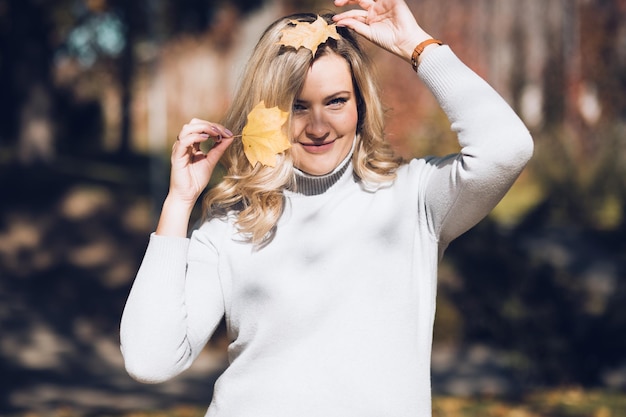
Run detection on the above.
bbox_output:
[291,51,359,176]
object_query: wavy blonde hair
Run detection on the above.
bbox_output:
[203,13,401,244]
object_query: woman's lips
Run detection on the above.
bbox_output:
[299,139,337,154]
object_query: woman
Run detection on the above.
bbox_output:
[120,0,533,415]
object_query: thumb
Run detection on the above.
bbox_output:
[204,136,235,168]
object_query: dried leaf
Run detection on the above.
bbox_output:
[278,15,341,56]
[241,101,291,168]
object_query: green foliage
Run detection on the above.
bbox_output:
[530,123,626,231]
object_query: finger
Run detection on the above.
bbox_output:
[177,121,234,148]
[333,16,372,38]
[334,0,375,8]
[187,119,234,139]
[183,119,233,136]
[211,125,235,141]
[182,122,220,139]
[333,8,368,22]
[203,136,235,167]
[175,131,211,149]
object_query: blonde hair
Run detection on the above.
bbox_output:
[203,13,401,244]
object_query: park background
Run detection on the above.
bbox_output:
[1,0,625,415]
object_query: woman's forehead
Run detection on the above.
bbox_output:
[301,53,354,94]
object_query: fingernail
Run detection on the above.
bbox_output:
[200,133,210,138]
[225,129,234,137]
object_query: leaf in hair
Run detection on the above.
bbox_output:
[241,101,291,168]
[278,15,340,56]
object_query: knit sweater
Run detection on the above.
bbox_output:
[120,46,533,416]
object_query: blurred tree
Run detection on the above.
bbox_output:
[0,0,271,163]
[0,0,60,164]
[531,0,626,231]
[427,0,626,389]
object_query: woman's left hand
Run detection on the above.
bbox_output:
[333,0,433,63]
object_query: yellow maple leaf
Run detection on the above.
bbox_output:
[278,15,341,56]
[241,101,291,168]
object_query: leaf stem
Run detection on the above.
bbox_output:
[211,134,242,139]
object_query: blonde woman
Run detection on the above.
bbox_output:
[202,10,400,244]
[121,0,533,416]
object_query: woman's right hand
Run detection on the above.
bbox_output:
[169,119,234,204]
[333,0,433,64]
[156,119,234,237]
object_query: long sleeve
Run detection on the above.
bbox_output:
[416,46,534,247]
[120,232,225,383]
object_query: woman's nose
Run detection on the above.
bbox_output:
[305,111,329,139]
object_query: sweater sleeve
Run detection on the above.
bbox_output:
[416,46,534,247]
[120,231,225,383]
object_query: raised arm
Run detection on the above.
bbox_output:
[416,46,533,247]
[334,0,533,246]
[120,120,233,382]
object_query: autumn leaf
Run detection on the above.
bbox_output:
[278,15,341,56]
[241,101,291,168]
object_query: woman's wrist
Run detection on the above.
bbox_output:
[155,195,196,237]
[398,30,432,61]
[410,39,443,71]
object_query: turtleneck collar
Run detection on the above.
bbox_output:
[291,135,356,196]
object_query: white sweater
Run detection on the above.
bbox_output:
[120,46,533,416]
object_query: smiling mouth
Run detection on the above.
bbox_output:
[300,138,337,148]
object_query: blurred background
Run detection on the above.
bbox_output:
[1,0,625,415]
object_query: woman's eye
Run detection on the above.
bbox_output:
[292,103,306,112]
[328,97,347,107]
